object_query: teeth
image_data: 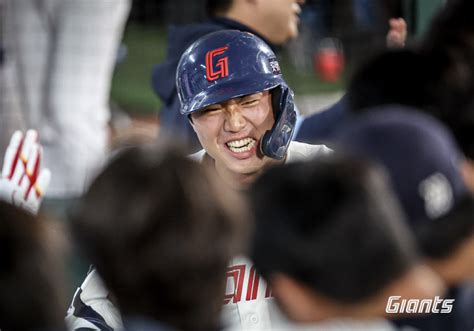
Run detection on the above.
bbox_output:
[227,138,256,153]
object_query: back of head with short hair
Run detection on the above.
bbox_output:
[250,155,418,304]
[347,49,436,114]
[0,201,66,331]
[72,145,248,331]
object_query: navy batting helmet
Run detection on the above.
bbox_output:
[176,30,296,160]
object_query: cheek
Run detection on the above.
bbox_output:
[261,2,290,26]
[275,2,294,25]
[246,106,274,131]
[192,117,221,142]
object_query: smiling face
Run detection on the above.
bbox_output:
[190,91,280,187]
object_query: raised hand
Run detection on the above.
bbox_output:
[387,18,407,49]
[0,130,51,214]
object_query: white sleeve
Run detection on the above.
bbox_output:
[65,268,123,331]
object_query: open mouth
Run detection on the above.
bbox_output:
[226,137,257,153]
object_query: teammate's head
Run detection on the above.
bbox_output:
[336,107,474,284]
[348,46,474,161]
[207,0,305,45]
[71,145,249,331]
[250,155,443,322]
[177,30,297,188]
[0,201,66,331]
[347,49,434,114]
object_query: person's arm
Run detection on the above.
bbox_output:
[0,130,50,214]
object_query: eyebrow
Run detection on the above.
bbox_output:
[205,92,264,109]
[240,92,263,101]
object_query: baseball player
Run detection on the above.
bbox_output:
[66,30,333,331]
[154,0,306,153]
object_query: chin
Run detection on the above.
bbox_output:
[228,159,265,175]
[289,26,299,39]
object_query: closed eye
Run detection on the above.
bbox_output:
[202,106,223,113]
[241,99,260,107]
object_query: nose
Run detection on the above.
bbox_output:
[223,104,246,132]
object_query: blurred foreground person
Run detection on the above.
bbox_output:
[251,155,444,328]
[0,201,67,331]
[0,130,66,331]
[337,107,474,331]
[67,145,249,331]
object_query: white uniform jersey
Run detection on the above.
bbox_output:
[66,268,122,330]
[65,142,391,330]
[189,141,331,164]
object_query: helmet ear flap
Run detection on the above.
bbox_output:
[271,86,283,117]
[260,85,297,160]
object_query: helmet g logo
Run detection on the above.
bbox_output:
[206,46,229,81]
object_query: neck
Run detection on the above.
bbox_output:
[215,162,264,191]
[204,154,282,190]
[427,236,474,286]
[330,264,446,320]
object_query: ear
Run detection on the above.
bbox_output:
[188,115,199,134]
[270,273,336,322]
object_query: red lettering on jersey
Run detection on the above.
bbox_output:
[265,285,273,298]
[224,263,273,304]
[246,266,260,301]
[205,46,229,81]
[224,264,246,304]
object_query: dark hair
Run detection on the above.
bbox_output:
[421,0,474,53]
[71,145,248,331]
[250,155,418,304]
[348,48,474,159]
[415,196,474,259]
[0,201,66,331]
[206,0,233,17]
[347,49,436,114]
[419,0,474,159]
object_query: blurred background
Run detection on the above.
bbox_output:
[110,0,444,127]
[0,0,447,148]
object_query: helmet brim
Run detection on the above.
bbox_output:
[180,75,283,115]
